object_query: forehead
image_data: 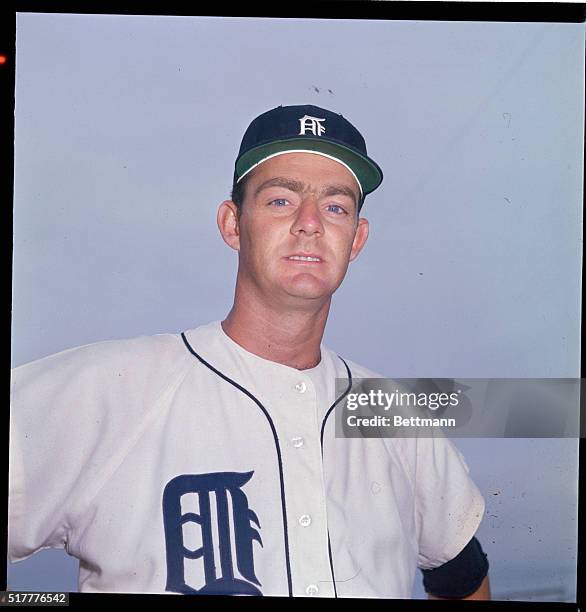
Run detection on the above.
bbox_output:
[246,152,361,197]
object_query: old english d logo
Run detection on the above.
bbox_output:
[163,471,263,595]
[299,115,326,136]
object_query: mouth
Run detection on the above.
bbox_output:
[285,254,324,263]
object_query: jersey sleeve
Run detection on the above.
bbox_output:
[421,536,489,597]
[9,345,95,561]
[413,434,485,570]
[8,335,187,563]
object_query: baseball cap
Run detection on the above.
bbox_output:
[234,104,383,199]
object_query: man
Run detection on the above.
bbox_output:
[9,104,489,598]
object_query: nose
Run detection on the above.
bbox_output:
[290,197,324,237]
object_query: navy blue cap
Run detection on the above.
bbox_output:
[234,104,383,198]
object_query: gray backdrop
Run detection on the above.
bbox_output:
[8,13,583,601]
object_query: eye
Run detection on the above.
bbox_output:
[326,204,347,215]
[269,198,289,207]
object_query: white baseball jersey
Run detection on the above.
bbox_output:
[9,320,485,597]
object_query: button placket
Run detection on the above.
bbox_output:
[279,374,333,596]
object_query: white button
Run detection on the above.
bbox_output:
[294,381,307,393]
[306,584,319,596]
[299,514,312,527]
[291,436,305,448]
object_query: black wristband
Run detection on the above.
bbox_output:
[421,536,489,599]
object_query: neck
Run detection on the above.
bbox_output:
[221,289,331,371]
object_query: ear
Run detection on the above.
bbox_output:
[217,200,241,251]
[349,217,369,262]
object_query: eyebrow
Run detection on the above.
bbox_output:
[253,177,358,208]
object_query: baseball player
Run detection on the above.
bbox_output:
[9,104,490,598]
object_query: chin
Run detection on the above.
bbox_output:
[281,279,334,302]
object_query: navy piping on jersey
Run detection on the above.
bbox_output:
[320,356,353,449]
[320,356,353,600]
[180,332,293,597]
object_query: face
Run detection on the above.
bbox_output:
[218,152,369,308]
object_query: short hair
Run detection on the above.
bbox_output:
[230,173,250,216]
[230,172,366,216]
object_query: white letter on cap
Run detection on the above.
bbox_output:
[299,115,326,136]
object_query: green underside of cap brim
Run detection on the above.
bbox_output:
[236,138,383,195]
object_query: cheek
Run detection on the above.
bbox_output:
[334,226,359,258]
[240,220,281,264]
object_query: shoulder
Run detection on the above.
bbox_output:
[13,331,187,372]
[9,330,202,455]
[11,331,191,396]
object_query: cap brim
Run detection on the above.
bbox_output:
[235,137,383,196]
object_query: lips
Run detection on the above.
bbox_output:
[285,253,323,263]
